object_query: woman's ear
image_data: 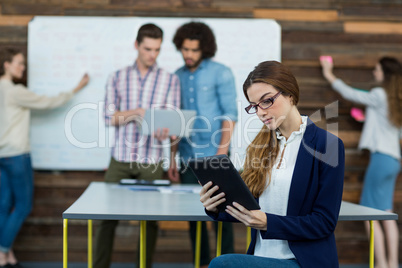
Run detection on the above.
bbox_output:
[3,61,9,70]
[289,95,295,105]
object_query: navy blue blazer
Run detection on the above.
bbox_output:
[207,119,345,268]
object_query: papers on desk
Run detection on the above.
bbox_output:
[158,185,202,194]
[119,179,171,186]
[116,184,202,194]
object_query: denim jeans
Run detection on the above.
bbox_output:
[209,254,301,268]
[0,153,33,252]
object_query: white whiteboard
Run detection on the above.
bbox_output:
[28,16,281,170]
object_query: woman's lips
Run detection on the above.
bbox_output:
[262,117,273,124]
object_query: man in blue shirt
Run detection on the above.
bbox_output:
[171,21,238,268]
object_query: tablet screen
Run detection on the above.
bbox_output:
[187,155,260,213]
[140,109,196,138]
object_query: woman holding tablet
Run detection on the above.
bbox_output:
[200,61,345,268]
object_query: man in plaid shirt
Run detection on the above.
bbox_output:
[94,23,180,268]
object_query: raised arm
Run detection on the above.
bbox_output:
[13,73,89,109]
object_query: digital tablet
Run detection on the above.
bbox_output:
[140,109,196,138]
[187,155,260,213]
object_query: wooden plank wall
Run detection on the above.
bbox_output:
[1,0,402,265]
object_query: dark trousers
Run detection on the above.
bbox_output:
[94,158,164,268]
[181,162,235,266]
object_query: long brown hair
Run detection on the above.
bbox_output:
[242,61,300,198]
[379,57,402,127]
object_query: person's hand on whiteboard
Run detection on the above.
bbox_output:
[225,202,267,231]
[73,73,90,94]
[199,181,226,214]
[154,128,169,142]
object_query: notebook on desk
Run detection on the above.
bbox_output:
[119,179,171,186]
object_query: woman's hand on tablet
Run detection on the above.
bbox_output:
[225,202,267,231]
[199,181,226,213]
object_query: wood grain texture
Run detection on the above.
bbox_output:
[252,0,337,9]
[253,8,339,21]
[344,22,402,34]
[2,0,402,265]
[340,5,402,21]
[0,15,33,26]
[1,4,63,15]
[0,26,27,43]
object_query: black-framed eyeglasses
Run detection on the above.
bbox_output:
[244,91,282,114]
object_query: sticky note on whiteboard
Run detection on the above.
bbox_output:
[320,55,333,63]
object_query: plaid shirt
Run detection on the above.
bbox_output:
[104,62,180,163]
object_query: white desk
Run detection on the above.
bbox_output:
[63,182,398,268]
[63,182,209,268]
[339,201,397,221]
[63,182,208,221]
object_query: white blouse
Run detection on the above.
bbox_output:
[332,79,401,160]
[254,115,308,260]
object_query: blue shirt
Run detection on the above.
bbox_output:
[175,59,238,161]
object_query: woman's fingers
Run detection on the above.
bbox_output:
[200,185,225,204]
[199,181,212,196]
[204,196,226,212]
[225,202,254,225]
[200,182,219,200]
[199,181,226,212]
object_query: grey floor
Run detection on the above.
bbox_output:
[18,262,402,268]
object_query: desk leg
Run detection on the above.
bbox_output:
[195,221,202,268]
[369,220,374,268]
[216,221,222,257]
[140,221,147,268]
[246,227,251,253]
[63,219,68,268]
[88,220,93,268]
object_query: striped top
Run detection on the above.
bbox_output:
[104,62,180,163]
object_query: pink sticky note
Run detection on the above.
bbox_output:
[350,107,365,122]
[320,55,333,63]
